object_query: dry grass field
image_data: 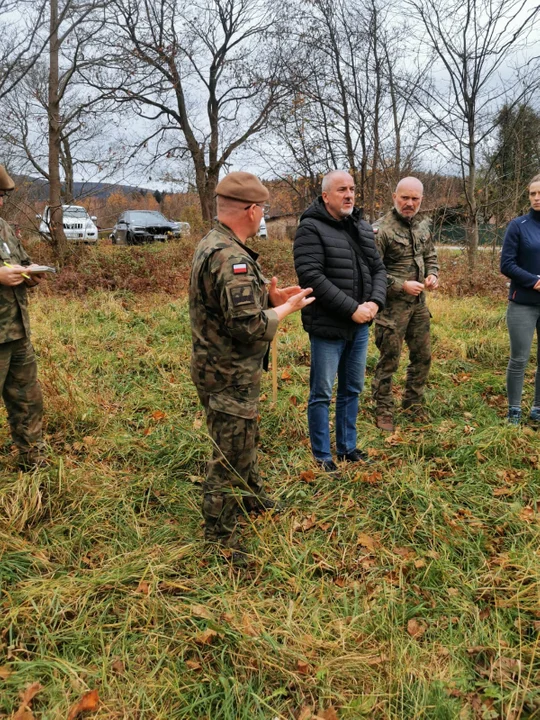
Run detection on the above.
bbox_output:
[0,240,538,719]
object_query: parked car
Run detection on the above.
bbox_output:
[38,205,98,243]
[110,210,189,245]
[170,220,191,237]
[258,217,267,238]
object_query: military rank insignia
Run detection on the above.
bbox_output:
[230,284,255,306]
[232,263,248,274]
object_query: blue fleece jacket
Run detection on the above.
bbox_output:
[500,209,540,305]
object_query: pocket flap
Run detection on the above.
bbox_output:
[208,392,258,419]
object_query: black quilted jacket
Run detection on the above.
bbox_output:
[293,198,387,340]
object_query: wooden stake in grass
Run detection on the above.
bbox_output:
[272,335,278,404]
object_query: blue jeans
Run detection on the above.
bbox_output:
[308,325,369,462]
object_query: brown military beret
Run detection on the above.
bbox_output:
[0,165,15,192]
[215,171,269,203]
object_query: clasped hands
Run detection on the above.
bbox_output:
[352,301,379,324]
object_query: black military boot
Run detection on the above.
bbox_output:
[243,493,283,516]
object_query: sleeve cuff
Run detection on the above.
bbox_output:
[262,309,279,341]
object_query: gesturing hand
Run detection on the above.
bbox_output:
[274,288,315,321]
[268,276,301,306]
[534,279,540,291]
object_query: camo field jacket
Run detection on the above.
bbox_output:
[189,222,279,420]
[0,217,32,343]
[373,209,439,304]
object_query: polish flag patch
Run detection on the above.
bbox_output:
[232,263,248,274]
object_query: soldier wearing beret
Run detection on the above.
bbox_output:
[189,171,314,565]
[0,166,46,470]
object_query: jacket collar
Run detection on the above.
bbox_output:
[214,221,259,260]
[392,207,422,229]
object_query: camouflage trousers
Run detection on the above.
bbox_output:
[198,391,265,545]
[372,299,431,414]
[0,337,43,454]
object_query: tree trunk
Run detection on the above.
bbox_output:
[466,124,478,267]
[48,0,69,263]
[60,136,74,204]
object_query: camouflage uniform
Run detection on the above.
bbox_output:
[189,222,278,546]
[0,217,43,460]
[372,209,439,414]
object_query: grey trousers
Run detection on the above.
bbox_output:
[506,301,540,408]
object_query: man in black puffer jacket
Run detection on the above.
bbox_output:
[294,171,387,473]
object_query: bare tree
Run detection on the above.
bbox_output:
[0,0,50,101]
[268,0,427,217]
[408,0,540,264]
[92,0,288,222]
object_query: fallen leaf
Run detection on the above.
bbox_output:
[13,682,42,720]
[357,532,378,551]
[393,546,414,559]
[414,558,426,569]
[111,659,125,674]
[0,665,11,679]
[479,607,490,620]
[296,660,312,675]
[493,487,514,496]
[299,469,315,483]
[191,604,214,620]
[292,513,317,532]
[289,395,298,406]
[192,418,202,429]
[136,580,150,595]
[297,707,314,720]
[316,707,338,720]
[407,618,427,638]
[83,435,96,446]
[67,689,99,720]
[354,470,382,484]
[185,659,202,670]
[519,506,535,522]
[242,613,259,637]
[195,628,219,645]
[281,369,291,380]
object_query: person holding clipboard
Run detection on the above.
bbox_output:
[0,165,49,470]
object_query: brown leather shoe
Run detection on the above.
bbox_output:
[376,414,394,433]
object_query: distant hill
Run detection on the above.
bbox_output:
[14,175,156,201]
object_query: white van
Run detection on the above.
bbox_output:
[258,216,267,238]
[38,205,99,243]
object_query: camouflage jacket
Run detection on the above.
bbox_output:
[0,217,32,343]
[189,222,279,419]
[373,209,439,304]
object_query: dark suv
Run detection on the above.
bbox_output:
[110,210,177,245]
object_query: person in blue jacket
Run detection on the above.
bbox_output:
[500,173,540,424]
